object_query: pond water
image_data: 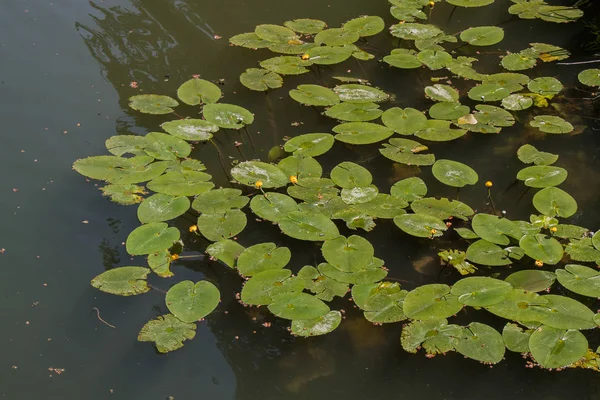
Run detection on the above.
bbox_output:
[2,0,600,398]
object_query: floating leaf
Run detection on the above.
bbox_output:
[503,323,532,353]
[279,211,340,241]
[381,107,428,134]
[455,228,479,239]
[241,269,303,305]
[100,184,146,205]
[91,266,150,296]
[142,132,191,161]
[565,238,600,263]
[343,16,385,37]
[314,28,359,46]
[161,119,219,142]
[318,259,387,285]
[284,133,334,156]
[501,53,537,71]
[333,122,394,145]
[250,192,298,222]
[468,83,511,102]
[278,155,322,179]
[466,239,511,266]
[268,42,317,55]
[203,103,254,129]
[446,56,485,80]
[231,161,288,188]
[197,210,247,242]
[447,0,494,6]
[73,155,168,184]
[501,94,533,111]
[206,239,245,268]
[393,213,447,238]
[390,5,427,22]
[411,197,474,221]
[126,223,180,255]
[417,50,452,70]
[429,102,470,120]
[289,84,340,106]
[305,46,353,65]
[363,289,408,324]
[528,77,563,96]
[473,105,515,127]
[578,69,600,87]
[379,138,436,166]
[147,171,214,196]
[330,162,372,188]
[401,318,461,355]
[341,185,379,204]
[333,84,389,103]
[129,94,178,115]
[486,289,549,322]
[177,79,221,105]
[390,23,443,40]
[138,314,196,353]
[322,235,374,273]
[432,159,478,187]
[354,194,408,218]
[455,322,505,364]
[255,24,297,43]
[517,144,558,165]
[556,264,600,298]
[284,18,327,34]
[298,265,349,301]
[239,68,283,91]
[237,243,291,276]
[288,178,339,202]
[460,26,504,46]
[471,214,522,245]
[165,281,220,323]
[532,187,577,218]
[191,188,248,214]
[553,224,588,239]
[516,165,567,188]
[268,292,330,320]
[404,284,462,319]
[148,250,174,277]
[383,50,422,69]
[260,56,311,75]
[425,84,459,102]
[229,32,271,49]
[137,194,190,223]
[324,102,382,122]
[529,326,588,369]
[539,294,596,330]
[519,234,563,265]
[390,177,427,202]
[505,270,557,292]
[451,277,513,307]
[530,115,574,134]
[439,249,477,275]
[291,310,342,337]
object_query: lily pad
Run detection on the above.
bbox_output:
[203,103,254,129]
[305,46,353,65]
[284,133,334,156]
[324,102,382,122]
[502,323,532,353]
[250,192,298,222]
[191,188,248,214]
[299,265,350,301]
[451,277,513,307]
[260,56,311,75]
[333,84,389,103]
[538,294,596,330]
[389,5,427,22]
[390,23,443,40]
[429,102,470,120]
[447,0,494,6]
[161,119,219,142]
[137,314,196,353]
[473,105,515,127]
[417,50,452,70]
[379,138,436,166]
[401,318,462,355]
[471,213,522,245]
[231,161,288,188]
[322,235,374,273]
[73,155,168,184]
[314,28,359,46]
[147,171,214,196]
[528,77,563,96]
[129,94,178,115]
[516,165,567,188]
[393,213,447,238]
[455,322,505,364]
[91,266,150,296]
[289,84,340,106]
[284,18,327,34]
[279,211,340,241]
[137,194,190,223]
[229,32,271,49]
[460,26,504,46]
[341,185,379,204]
[556,264,600,298]
[403,284,463,319]
[519,234,564,265]
[532,187,577,218]
[530,115,574,134]
[517,144,558,165]
[165,280,220,322]
[288,178,339,202]
[100,184,146,205]
[529,326,588,369]
[501,94,534,111]
[197,210,247,242]
[291,310,342,337]
[236,243,291,276]
[354,194,408,218]
[501,53,537,71]
[411,197,474,221]
[343,16,385,37]
[126,222,180,255]
[330,162,372,188]
[432,159,478,187]
[239,68,283,91]
[466,239,511,266]
[144,132,192,160]
[381,107,428,134]
[177,79,221,105]
[333,122,394,145]
[390,177,427,202]
[486,288,549,322]
[241,269,303,305]
[206,239,245,269]
[505,270,557,292]
[578,69,600,87]
[255,24,297,43]
[425,84,459,102]
[468,83,511,102]
[278,155,322,179]
[268,292,330,320]
[383,51,422,69]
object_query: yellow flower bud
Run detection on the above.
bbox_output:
[289,175,298,184]
[301,54,310,60]
[189,225,198,233]
[170,254,180,261]
[535,260,544,267]
[428,1,435,6]
[550,226,558,233]
[485,181,493,188]
[430,228,437,235]
[255,180,264,188]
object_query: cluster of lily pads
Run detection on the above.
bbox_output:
[72,0,600,371]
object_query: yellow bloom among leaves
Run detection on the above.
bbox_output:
[189,225,198,233]
[255,180,264,189]
[485,181,493,188]
[170,254,180,261]
[550,226,558,233]
[535,260,544,267]
[289,175,298,184]
[301,54,310,61]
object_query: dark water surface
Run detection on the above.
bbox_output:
[2,0,600,399]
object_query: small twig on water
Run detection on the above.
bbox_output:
[92,307,115,329]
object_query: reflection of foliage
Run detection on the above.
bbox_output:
[98,238,120,270]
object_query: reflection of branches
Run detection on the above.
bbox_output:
[98,238,120,270]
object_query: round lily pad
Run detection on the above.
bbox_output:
[231,161,288,188]
[91,266,151,296]
[229,32,271,49]
[455,322,505,364]
[429,102,470,120]
[197,210,247,242]
[401,318,461,354]
[486,289,549,322]
[390,177,428,203]
[161,119,219,142]
[379,138,436,166]
[289,84,340,106]
[474,105,515,127]
[278,211,340,241]
[517,144,558,166]
[383,51,422,69]
[324,102,382,122]
[502,323,532,353]
[353,194,408,218]
[284,133,335,156]
[472,213,522,245]
[126,222,180,255]
[144,132,192,160]
[501,94,533,111]
[403,284,463,319]
[236,243,291,276]
[539,294,596,330]
[341,185,379,204]
[205,239,245,269]
[466,239,511,266]
[137,193,190,223]
[333,122,393,145]
[468,83,511,102]
[291,310,342,337]
[432,159,479,187]
[447,0,494,6]
[255,24,297,43]
[305,46,353,65]
[528,77,563,96]
[393,213,447,238]
[284,18,327,34]
[381,107,428,134]
[519,234,564,265]
[331,162,372,188]
[146,171,214,196]
[191,188,249,214]
[129,94,178,115]
[322,235,374,273]
[241,269,303,305]
[529,326,588,369]
[390,23,443,40]
[460,26,504,46]
[556,264,600,298]
[451,277,513,307]
[277,154,322,179]
[501,53,537,71]
[268,42,318,55]
[411,197,474,221]
[203,103,254,129]
[314,28,359,46]
[268,292,330,320]
[177,78,221,105]
[260,56,311,75]
[516,165,567,188]
[343,16,385,37]
[137,314,196,353]
[74,155,168,185]
[239,68,283,91]
[505,270,556,292]
[417,50,452,70]
[530,115,574,134]
[532,187,577,218]
[425,84,459,102]
[578,68,600,87]
[333,84,389,103]
[250,192,298,222]
[165,280,220,322]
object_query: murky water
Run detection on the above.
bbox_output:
[2,0,600,398]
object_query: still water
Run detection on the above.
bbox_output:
[2,0,600,398]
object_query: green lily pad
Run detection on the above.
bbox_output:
[578,69,600,87]
[239,68,283,91]
[516,165,567,188]
[381,107,428,134]
[197,210,247,242]
[383,51,422,69]
[528,77,563,96]
[460,26,504,46]
[363,288,408,324]
[129,94,178,115]
[202,103,254,129]
[389,5,427,22]
[333,84,389,103]
[501,53,537,71]
[291,310,342,337]
[324,102,382,122]
[288,178,339,202]
[322,235,374,273]
[284,133,334,156]
[255,24,297,43]
[91,266,150,296]
[428,102,470,120]
[314,28,359,46]
[165,280,220,323]
[137,314,196,353]
[137,194,190,223]
[451,277,513,307]
[191,188,248,214]
[519,234,564,265]
[229,32,271,49]
[105,135,149,157]
[468,83,511,102]
[161,119,219,142]
[341,185,379,204]
[236,243,291,276]
[455,228,480,240]
[241,269,303,305]
[354,194,408,218]
[473,105,515,126]
[100,184,146,205]
[556,264,600,298]
[147,171,214,196]
[538,294,596,330]
[416,121,467,141]
[530,115,574,134]
[393,213,447,238]
[532,187,577,218]
[268,42,318,55]
[148,250,174,277]
[318,258,387,285]
[432,159,478,187]
[417,50,452,70]
[379,138,436,166]
[390,23,443,40]
[411,197,474,221]
[401,318,462,355]
[425,84,460,102]
[177,78,221,105]
[446,56,485,80]
[403,284,463,319]
[565,238,600,263]
[278,155,322,179]
[268,292,330,320]
[333,121,394,145]
[250,192,298,222]
[343,16,385,37]
[305,46,353,65]
[466,239,511,266]
[517,144,558,165]
[279,211,340,241]
[529,326,588,369]
[73,155,168,184]
[390,177,427,202]
[126,222,180,255]
[144,132,192,160]
[284,18,327,34]
[552,224,588,239]
[299,264,350,301]
[505,270,557,292]
[472,214,522,245]
[455,322,505,364]
[206,239,245,269]
[447,0,494,6]
[502,323,532,353]
[289,84,340,106]
[486,288,549,322]
[231,161,288,188]
[501,94,534,110]
[260,56,312,75]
